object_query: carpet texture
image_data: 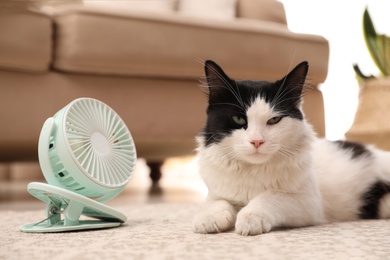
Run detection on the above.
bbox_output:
[1,203,390,259]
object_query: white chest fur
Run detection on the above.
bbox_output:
[197,141,315,207]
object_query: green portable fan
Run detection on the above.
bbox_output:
[21,98,137,233]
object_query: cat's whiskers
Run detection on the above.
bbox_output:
[205,134,217,143]
[220,149,241,162]
[271,50,297,108]
[233,80,244,107]
[270,82,301,110]
[209,102,246,112]
[205,63,245,109]
[201,132,224,143]
[216,144,246,159]
[272,144,300,162]
[271,81,289,108]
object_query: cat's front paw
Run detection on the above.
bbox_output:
[235,210,272,236]
[192,210,236,234]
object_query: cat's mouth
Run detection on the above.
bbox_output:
[249,151,265,157]
[243,150,270,164]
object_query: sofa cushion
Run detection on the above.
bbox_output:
[0,11,52,72]
[0,0,32,10]
[0,0,82,10]
[53,8,328,83]
[83,0,176,15]
[177,0,237,20]
[237,0,287,25]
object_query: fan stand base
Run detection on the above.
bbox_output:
[21,220,121,233]
[20,182,127,233]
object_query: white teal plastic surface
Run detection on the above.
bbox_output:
[38,98,137,202]
[22,98,137,233]
[20,182,126,233]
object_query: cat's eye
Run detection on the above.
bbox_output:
[232,115,246,125]
[267,116,283,125]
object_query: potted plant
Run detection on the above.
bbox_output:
[353,8,389,81]
[345,7,390,150]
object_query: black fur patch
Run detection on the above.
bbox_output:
[333,140,372,159]
[359,181,390,219]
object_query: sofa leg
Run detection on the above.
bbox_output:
[147,161,163,185]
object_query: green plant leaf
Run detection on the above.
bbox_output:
[379,34,390,76]
[353,64,375,84]
[375,34,390,76]
[363,8,389,76]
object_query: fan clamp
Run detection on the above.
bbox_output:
[21,182,126,232]
[21,98,136,233]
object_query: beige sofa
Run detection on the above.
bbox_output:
[0,0,329,193]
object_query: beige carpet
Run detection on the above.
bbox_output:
[1,203,390,259]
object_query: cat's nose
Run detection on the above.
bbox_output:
[250,139,264,149]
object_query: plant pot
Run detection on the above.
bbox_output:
[345,77,390,150]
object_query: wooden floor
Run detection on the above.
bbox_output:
[0,157,207,211]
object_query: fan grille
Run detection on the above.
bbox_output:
[64,99,135,187]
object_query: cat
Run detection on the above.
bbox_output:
[192,60,390,236]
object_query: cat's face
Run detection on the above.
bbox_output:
[200,60,310,165]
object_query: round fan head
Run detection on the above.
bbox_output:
[38,98,136,202]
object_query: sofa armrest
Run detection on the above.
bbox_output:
[237,0,287,25]
[0,11,52,72]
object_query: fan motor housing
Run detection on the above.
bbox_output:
[38,98,136,202]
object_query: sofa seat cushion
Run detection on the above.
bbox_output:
[53,8,329,83]
[0,11,52,72]
[83,0,176,15]
[237,0,287,24]
[177,0,237,21]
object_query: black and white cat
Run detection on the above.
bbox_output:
[192,60,390,236]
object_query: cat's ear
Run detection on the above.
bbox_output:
[204,60,234,102]
[280,61,309,99]
[204,60,231,86]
